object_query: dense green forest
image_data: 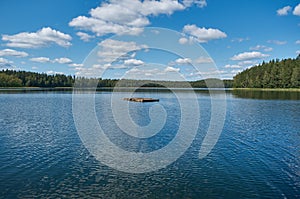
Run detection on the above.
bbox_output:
[0,70,74,87]
[233,55,300,88]
[0,70,232,88]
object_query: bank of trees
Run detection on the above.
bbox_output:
[0,69,233,88]
[233,56,300,88]
[0,70,74,87]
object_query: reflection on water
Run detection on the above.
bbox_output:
[232,89,300,100]
[0,90,299,198]
[1,88,299,100]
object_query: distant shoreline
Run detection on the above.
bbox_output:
[1,87,299,92]
[233,88,300,92]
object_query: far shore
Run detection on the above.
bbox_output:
[233,88,300,92]
[0,87,300,92]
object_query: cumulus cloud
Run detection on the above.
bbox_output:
[0,49,28,57]
[182,24,227,43]
[124,58,144,66]
[29,56,80,67]
[238,60,258,66]
[277,6,292,16]
[46,71,64,75]
[296,40,300,44]
[164,66,180,72]
[69,63,84,67]
[231,51,269,61]
[98,39,148,63]
[69,0,187,36]
[124,66,181,80]
[194,57,213,64]
[250,45,273,52]
[231,37,249,43]
[175,58,192,65]
[70,0,209,37]
[188,69,226,79]
[293,3,300,16]
[170,56,212,66]
[0,58,14,68]
[224,64,242,69]
[178,37,189,44]
[183,0,207,8]
[0,57,12,64]
[30,57,51,63]
[53,57,73,64]
[267,40,287,45]
[2,27,72,48]
[76,32,95,42]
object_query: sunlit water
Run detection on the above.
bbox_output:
[0,90,299,198]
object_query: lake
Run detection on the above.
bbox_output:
[0,89,299,198]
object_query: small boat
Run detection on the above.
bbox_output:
[123,97,159,102]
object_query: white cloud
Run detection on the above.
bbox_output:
[98,39,148,63]
[297,50,300,54]
[293,3,300,16]
[124,59,144,66]
[183,0,207,8]
[238,60,258,66]
[69,63,84,67]
[69,16,144,37]
[230,69,243,74]
[0,49,28,57]
[194,57,213,64]
[69,0,186,36]
[164,66,180,72]
[30,57,51,63]
[0,57,12,64]
[54,57,73,64]
[175,58,192,65]
[231,37,249,43]
[182,24,227,43]
[2,27,72,48]
[46,71,64,75]
[188,70,226,79]
[170,56,212,66]
[30,56,80,66]
[231,51,269,61]
[31,66,38,70]
[124,66,181,80]
[0,58,14,68]
[267,40,287,45]
[277,6,292,16]
[76,32,95,42]
[178,37,189,44]
[224,64,242,69]
[250,45,273,52]
[296,40,300,44]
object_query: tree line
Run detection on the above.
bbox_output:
[233,55,300,88]
[0,70,233,88]
[0,70,74,87]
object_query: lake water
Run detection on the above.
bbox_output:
[0,89,299,198]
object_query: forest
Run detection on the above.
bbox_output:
[233,55,300,88]
[0,70,232,88]
[0,70,74,87]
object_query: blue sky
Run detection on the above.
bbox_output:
[0,0,299,80]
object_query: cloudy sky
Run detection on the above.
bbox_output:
[0,0,299,80]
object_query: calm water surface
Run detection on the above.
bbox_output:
[0,90,299,198]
